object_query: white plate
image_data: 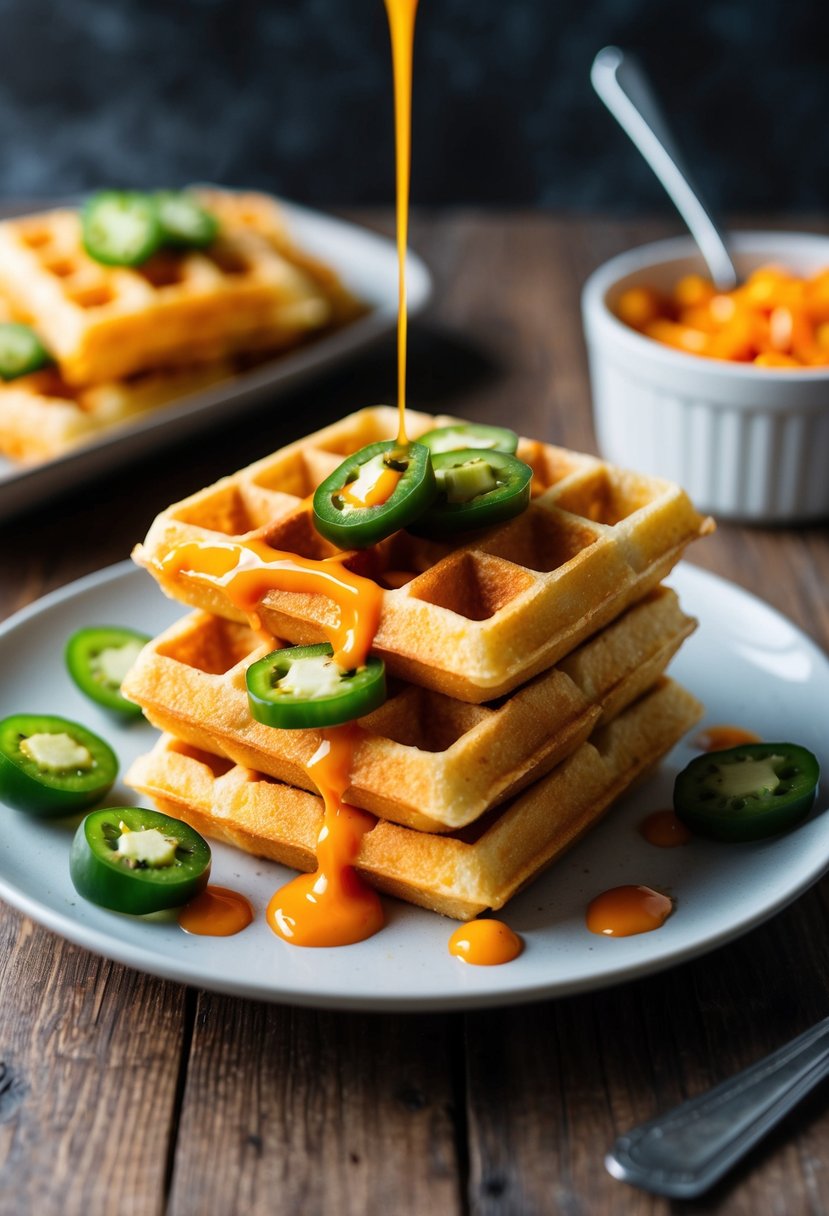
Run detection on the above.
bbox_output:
[0,562,827,1011]
[0,200,432,519]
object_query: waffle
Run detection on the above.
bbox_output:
[126,678,703,920]
[194,189,366,329]
[0,362,232,464]
[0,198,336,385]
[134,406,713,703]
[121,586,694,832]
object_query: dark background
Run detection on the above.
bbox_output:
[0,0,826,213]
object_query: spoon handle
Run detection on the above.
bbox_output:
[591,46,739,290]
[605,1014,829,1198]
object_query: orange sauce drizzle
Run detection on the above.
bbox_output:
[448,919,523,966]
[170,0,424,950]
[159,538,382,668]
[267,726,384,947]
[640,809,692,848]
[339,464,402,509]
[383,0,419,445]
[178,886,254,936]
[695,725,762,752]
[586,885,673,937]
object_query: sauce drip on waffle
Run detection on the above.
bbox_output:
[266,726,384,947]
[159,538,382,669]
[151,0,528,959]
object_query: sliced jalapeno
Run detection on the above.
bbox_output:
[247,642,386,729]
[66,626,150,717]
[410,449,532,536]
[418,423,519,456]
[155,191,219,249]
[0,323,52,381]
[0,713,117,817]
[70,806,211,914]
[82,192,163,267]
[674,742,820,841]
[312,440,436,548]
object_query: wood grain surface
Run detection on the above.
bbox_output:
[0,212,827,1216]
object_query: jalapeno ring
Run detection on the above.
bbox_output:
[312,440,436,548]
[247,642,386,729]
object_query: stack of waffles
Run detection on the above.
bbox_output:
[0,190,363,464]
[123,406,711,920]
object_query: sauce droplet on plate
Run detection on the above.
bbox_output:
[586,885,673,937]
[640,809,692,848]
[695,725,761,752]
[448,919,523,965]
[178,886,254,936]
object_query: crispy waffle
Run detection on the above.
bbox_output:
[0,200,335,385]
[126,678,703,920]
[0,362,231,464]
[122,586,695,832]
[134,406,713,703]
[194,189,366,329]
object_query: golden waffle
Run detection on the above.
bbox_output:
[194,188,366,328]
[122,586,694,832]
[0,362,231,464]
[126,678,703,920]
[0,200,334,385]
[134,406,713,703]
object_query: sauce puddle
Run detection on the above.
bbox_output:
[586,885,673,937]
[695,725,761,752]
[448,919,523,965]
[640,809,692,848]
[179,886,254,937]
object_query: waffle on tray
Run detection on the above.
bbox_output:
[0,191,366,465]
[126,678,703,920]
[0,198,335,386]
[122,586,695,831]
[134,406,713,702]
[0,362,233,464]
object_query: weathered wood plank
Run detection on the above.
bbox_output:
[0,905,188,1216]
[167,996,463,1216]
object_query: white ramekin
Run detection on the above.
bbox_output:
[581,232,829,522]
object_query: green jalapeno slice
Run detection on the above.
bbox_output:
[66,625,150,717]
[409,449,532,536]
[82,192,163,267]
[673,742,820,841]
[155,191,219,249]
[247,642,386,729]
[312,440,436,548]
[0,713,117,817]
[418,423,519,456]
[0,323,52,380]
[70,807,211,914]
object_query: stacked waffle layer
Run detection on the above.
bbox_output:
[0,191,363,463]
[125,408,708,917]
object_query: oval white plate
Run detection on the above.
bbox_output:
[0,562,826,1011]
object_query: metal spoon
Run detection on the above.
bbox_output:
[591,45,739,291]
[605,1013,829,1197]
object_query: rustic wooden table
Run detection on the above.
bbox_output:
[0,212,827,1216]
